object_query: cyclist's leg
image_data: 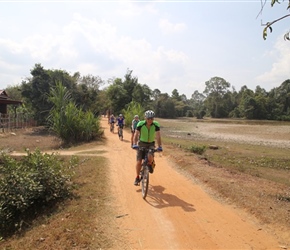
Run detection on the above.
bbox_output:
[134,150,143,185]
[131,130,135,146]
[135,149,143,176]
[147,144,155,165]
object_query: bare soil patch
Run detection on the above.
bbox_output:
[0,127,62,153]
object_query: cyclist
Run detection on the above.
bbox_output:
[109,114,115,132]
[132,110,163,186]
[131,115,140,147]
[116,114,125,138]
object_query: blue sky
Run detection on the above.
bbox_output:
[0,0,289,98]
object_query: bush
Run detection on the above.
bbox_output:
[47,82,103,144]
[0,149,77,237]
[188,144,206,155]
[186,110,194,117]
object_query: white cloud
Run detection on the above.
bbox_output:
[159,18,186,35]
[256,35,290,88]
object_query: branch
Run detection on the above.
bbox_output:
[256,0,268,19]
[262,14,290,40]
[262,13,290,27]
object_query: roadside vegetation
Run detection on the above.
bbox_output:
[0,150,78,239]
[47,81,102,144]
[0,152,116,249]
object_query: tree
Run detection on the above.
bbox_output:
[132,84,152,107]
[74,74,104,114]
[122,69,138,104]
[21,64,78,125]
[191,90,206,119]
[154,93,176,118]
[105,83,128,116]
[203,77,231,118]
[152,89,161,101]
[171,89,181,101]
[259,0,290,40]
[21,64,52,124]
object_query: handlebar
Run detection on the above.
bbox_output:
[132,146,162,152]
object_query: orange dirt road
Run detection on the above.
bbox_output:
[101,118,282,249]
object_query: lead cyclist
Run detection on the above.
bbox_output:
[132,110,163,186]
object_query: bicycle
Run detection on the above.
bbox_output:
[135,147,158,199]
[110,122,115,133]
[117,124,124,141]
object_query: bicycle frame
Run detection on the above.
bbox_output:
[118,125,123,140]
[110,122,114,133]
[138,147,157,199]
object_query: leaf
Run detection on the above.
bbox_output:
[269,26,273,33]
[271,0,280,7]
[263,27,268,40]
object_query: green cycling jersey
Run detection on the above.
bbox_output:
[136,120,160,143]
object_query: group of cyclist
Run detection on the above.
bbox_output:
[109,113,125,137]
[108,110,163,186]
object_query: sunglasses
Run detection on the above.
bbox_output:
[147,117,154,120]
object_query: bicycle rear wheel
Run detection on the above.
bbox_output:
[119,128,123,140]
[141,166,149,199]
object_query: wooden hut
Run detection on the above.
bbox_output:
[0,90,22,114]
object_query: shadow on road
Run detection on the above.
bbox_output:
[145,185,196,212]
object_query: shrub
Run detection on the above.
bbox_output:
[123,101,144,126]
[0,149,77,237]
[47,82,102,144]
[188,144,207,155]
[186,110,194,117]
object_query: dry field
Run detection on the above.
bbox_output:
[159,117,290,245]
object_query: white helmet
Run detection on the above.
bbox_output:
[145,110,155,119]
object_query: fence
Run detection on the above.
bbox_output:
[0,113,37,133]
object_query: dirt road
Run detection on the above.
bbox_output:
[100,118,282,249]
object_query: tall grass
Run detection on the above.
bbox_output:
[123,101,144,127]
[47,82,102,143]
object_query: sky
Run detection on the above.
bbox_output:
[0,0,289,98]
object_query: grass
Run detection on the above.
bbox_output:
[162,136,290,186]
[0,155,116,250]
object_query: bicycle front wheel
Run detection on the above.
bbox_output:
[141,167,149,199]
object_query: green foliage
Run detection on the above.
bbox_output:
[122,101,145,125]
[186,110,194,117]
[21,64,78,125]
[188,144,207,155]
[0,149,77,237]
[47,82,102,144]
[20,64,104,125]
[203,77,231,118]
[260,0,290,40]
[8,64,290,122]
[154,93,176,118]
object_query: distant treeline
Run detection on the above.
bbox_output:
[5,63,290,124]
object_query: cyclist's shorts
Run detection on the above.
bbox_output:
[118,124,124,128]
[136,141,155,161]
